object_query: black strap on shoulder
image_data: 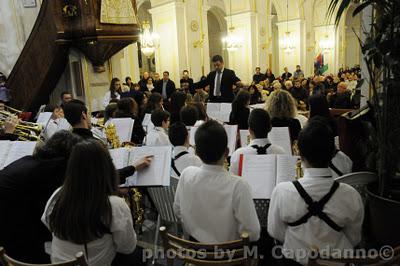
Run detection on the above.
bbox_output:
[251,143,271,155]
[287,181,342,232]
[171,151,189,177]
[329,162,344,176]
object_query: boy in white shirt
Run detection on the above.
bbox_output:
[169,122,202,179]
[145,109,171,146]
[174,120,260,243]
[268,118,364,266]
[230,109,285,175]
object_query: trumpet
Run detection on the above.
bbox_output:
[0,110,43,140]
[1,105,23,115]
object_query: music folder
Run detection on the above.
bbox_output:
[110,146,172,187]
[239,154,299,199]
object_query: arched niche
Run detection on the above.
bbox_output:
[207,6,228,69]
[344,5,361,68]
[137,0,156,73]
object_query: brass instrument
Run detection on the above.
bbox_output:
[3,105,22,115]
[132,188,144,233]
[104,123,120,148]
[0,110,42,141]
[292,140,304,179]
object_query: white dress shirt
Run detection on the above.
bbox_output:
[331,151,353,178]
[230,138,286,175]
[295,114,308,128]
[171,146,202,179]
[145,127,171,146]
[174,164,261,243]
[43,118,72,140]
[42,188,137,266]
[213,68,224,97]
[268,168,364,265]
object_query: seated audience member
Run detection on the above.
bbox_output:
[230,109,285,175]
[281,67,292,81]
[169,122,202,178]
[42,140,137,265]
[293,65,304,80]
[328,82,354,109]
[170,91,187,124]
[60,91,73,108]
[0,73,10,104]
[253,67,266,84]
[146,109,170,146]
[268,119,364,266]
[63,100,151,181]
[308,116,353,178]
[284,80,293,91]
[265,68,276,84]
[290,80,308,105]
[265,90,302,142]
[180,105,199,127]
[229,90,251,129]
[249,84,263,104]
[0,113,18,140]
[115,98,146,145]
[0,131,81,263]
[174,120,260,243]
[143,92,163,115]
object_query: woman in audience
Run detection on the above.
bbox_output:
[115,97,146,145]
[43,140,137,266]
[229,90,251,129]
[248,84,263,104]
[0,131,81,263]
[265,89,302,142]
[146,77,155,92]
[265,68,276,84]
[103,78,122,108]
[169,91,187,124]
[143,92,163,115]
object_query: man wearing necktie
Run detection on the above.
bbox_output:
[194,55,242,103]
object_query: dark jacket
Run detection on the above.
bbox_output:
[0,156,67,263]
[153,79,176,99]
[290,87,309,104]
[71,128,136,179]
[328,92,354,109]
[281,72,292,81]
[253,74,266,84]
[194,68,240,103]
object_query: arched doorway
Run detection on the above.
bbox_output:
[271,3,279,75]
[207,7,228,69]
[137,0,156,73]
[344,5,361,68]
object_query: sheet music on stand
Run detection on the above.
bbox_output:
[239,127,292,154]
[0,141,37,170]
[107,118,135,143]
[206,103,231,123]
[142,113,154,132]
[36,112,52,127]
[240,154,299,199]
[110,146,172,187]
[188,125,237,156]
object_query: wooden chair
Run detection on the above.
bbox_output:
[0,247,87,266]
[308,245,400,266]
[160,226,252,266]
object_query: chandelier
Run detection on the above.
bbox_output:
[222,0,243,52]
[280,0,296,54]
[319,34,334,53]
[140,21,159,58]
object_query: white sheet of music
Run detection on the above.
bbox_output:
[126,146,172,187]
[224,124,237,156]
[239,130,250,148]
[242,154,277,199]
[276,155,299,184]
[109,118,134,143]
[109,148,130,170]
[269,127,292,155]
[3,141,37,169]
[188,126,198,147]
[206,103,231,123]
[206,103,220,113]
[36,112,52,126]
[0,141,12,170]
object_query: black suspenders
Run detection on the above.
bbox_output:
[251,143,272,155]
[171,151,189,177]
[287,180,343,232]
[329,150,344,176]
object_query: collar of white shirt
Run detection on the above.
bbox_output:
[200,163,226,174]
[303,168,332,179]
[217,68,225,75]
[154,126,166,133]
[173,146,189,157]
[248,138,271,147]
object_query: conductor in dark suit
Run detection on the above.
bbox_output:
[154,71,176,100]
[194,55,241,103]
